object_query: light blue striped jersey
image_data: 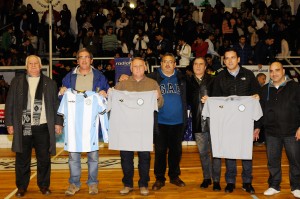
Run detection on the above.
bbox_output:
[58,89,109,152]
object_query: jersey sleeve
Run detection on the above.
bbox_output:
[151,90,158,112]
[252,98,263,121]
[57,91,68,116]
[107,89,113,112]
[97,95,109,143]
[202,98,210,120]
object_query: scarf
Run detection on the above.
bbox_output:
[22,74,44,136]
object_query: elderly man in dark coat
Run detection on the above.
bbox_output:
[5,55,63,198]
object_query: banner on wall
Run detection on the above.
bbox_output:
[114,58,131,83]
[0,104,7,134]
[244,65,270,85]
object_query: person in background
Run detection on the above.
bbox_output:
[5,55,63,197]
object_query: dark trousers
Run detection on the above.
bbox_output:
[15,124,50,190]
[225,159,253,183]
[266,134,300,191]
[154,124,184,181]
[120,151,150,187]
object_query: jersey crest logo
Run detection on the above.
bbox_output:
[137,98,144,106]
[238,104,246,112]
[85,99,92,105]
[119,99,124,102]
[219,105,224,108]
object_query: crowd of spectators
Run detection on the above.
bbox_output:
[1,0,300,85]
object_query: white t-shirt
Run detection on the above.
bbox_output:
[202,96,263,159]
[58,89,109,152]
[107,90,158,151]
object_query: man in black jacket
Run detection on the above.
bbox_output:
[211,48,260,194]
[260,62,300,198]
[186,57,221,190]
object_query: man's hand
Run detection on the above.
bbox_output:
[201,95,208,103]
[7,126,14,135]
[253,128,260,141]
[119,74,129,82]
[55,125,63,135]
[59,86,67,95]
[295,128,300,141]
[98,90,107,98]
[252,94,260,100]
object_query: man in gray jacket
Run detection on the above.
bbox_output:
[5,55,63,198]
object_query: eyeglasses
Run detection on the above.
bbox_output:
[78,56,91,60]
[162,60,175,64]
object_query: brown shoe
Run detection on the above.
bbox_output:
[152,180,165,191]
[16,189,26,198]
[170,177,186,187]
[40,187,51,195]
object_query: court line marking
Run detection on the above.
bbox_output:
[4,148,65,199]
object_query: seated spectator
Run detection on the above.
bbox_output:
[25,29,38,53]
[18,38,35,65]
[103,64,115,87]
[0,75,9,104]
[253,35,276,68]
[205,54,223,76]
[116,12,129,34]
[191,35,208,57]
[133,28,149,56]
[83,27,100,57]
[233,35,253,65]
[102,26,118,57]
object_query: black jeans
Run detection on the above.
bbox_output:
[154,124,184,181]
[266,134,300,191]
[15,124,50,190]
[120,151,150,187]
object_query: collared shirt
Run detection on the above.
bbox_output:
[228,66,240,77]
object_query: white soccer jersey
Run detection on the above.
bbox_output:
[108,90,158,151]
[58,89,109,152]
[202,96,263,159]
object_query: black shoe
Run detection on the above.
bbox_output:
[225,183,235,193]
[16,189,26,198]
[200,179,212,188]
[152,180,165,191]
[213,182,221,191]
[170,177,186,187]
[40,187,51,195]
[242,183,255,194]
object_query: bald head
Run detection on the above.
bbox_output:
[270,61,285,86]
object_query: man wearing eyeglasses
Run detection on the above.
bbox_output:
[59,48,109,196]
[149,53,187,191]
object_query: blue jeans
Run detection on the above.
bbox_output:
[194,132,221,182]
[225,159,253,183]
[68,150,99,187]
[120,151,150,187]
[266,134,300,191]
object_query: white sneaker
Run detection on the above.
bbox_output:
[119,187,133,195]
[140,187,149,196]
[264,188,280,196]
[292,189,300,198]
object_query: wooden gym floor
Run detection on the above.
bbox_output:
[0,144,295,199]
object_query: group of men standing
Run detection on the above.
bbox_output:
[4,47,300,198]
